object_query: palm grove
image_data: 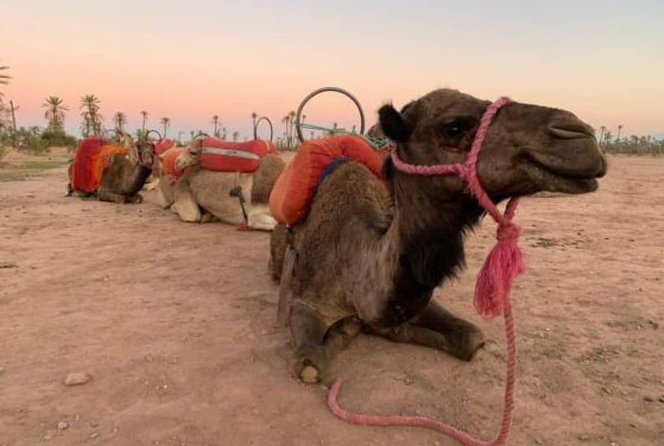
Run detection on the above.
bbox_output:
[1,63,662,155]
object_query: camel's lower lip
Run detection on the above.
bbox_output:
[522,160,599,194]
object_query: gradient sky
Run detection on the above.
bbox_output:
[2,0,663,139]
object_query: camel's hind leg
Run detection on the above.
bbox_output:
[366,300,485,361]
[290,301,361,383]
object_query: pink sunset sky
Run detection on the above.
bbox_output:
[2,0,663,140]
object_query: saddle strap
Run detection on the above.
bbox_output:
[276,246,297,326]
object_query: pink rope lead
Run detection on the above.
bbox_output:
[327,97,522,445]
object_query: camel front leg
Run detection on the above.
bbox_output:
[290,300,361,383]
[411,300,485,360]
[97,187,127,204]
[366,300,485,361]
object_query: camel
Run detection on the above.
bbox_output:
[270,88,607,383]
[68,133,156,204]
[156,139,286,230]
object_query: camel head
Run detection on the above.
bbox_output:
[135,137,157,169]
[380,89,607,201]
[118,131,156,169]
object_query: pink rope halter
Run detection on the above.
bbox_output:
[327,97,523,446]
[390,96,524,319]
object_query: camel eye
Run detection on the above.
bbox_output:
[441,121,465,139]
[445,125,462,137]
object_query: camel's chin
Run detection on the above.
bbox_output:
[522,162,599,195]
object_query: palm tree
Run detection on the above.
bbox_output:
[211,115,220,137]
[616,125,623,142]
[140,111,148,134]
[232,131,239,142]
[80,95,102,137]
[221,127,227,140]
[42,96,68,134]
[0,65,10,93]
[251,112,258,139]
[160,117,170,138]
[113,112,127,132]
[281,111,296,149]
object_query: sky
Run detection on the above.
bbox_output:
[1,0,663,140]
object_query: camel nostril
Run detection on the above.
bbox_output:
[549,123,595,139]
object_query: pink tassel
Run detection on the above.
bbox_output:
[474,223,526,320]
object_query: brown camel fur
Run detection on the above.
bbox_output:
[270,89,607,383]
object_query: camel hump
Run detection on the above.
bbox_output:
[70,137,129,193]
[199,137,278,173]
[269,135,386,225]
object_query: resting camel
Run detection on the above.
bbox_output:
[270,88,607,383]
[157,140,286,230]
[68,132,156,204]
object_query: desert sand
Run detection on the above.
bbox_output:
[0,154,662,445]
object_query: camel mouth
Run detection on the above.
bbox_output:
[521,158,599,194]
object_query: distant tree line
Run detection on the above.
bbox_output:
[598,125,663,155]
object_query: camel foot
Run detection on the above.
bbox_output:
[455,327,486,361]
[300,365,320,383]
[128,194,144,204]
[294,357,321,383]
[236,223,255,232]
[293,347,326,383]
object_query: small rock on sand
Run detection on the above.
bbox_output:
[64,372,91,386]
[57,421,69,430]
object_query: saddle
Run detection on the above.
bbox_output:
[199,137,277,173]
[269,135,385,225]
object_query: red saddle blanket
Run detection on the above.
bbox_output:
[71,137,129,193]
[269,135,385,225]
[199,137,277,173]
[154,139,176,156]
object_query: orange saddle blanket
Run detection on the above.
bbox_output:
[269,135,385,225]
[71,137,129,193]
[159,147,186,182]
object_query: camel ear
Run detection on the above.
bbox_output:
[379,104,412,142]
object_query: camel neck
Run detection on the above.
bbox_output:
[126,164,152,195]
[372,176,483,325]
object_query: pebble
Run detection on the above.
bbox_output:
[57,421,69,430]
[64,372,91,386]
[659,395,664,403]
[577,434,590,441]
[0,366,5,375]
[643,396,654,402]
[89,432,100,439]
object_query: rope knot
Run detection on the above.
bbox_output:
[497,222,520,241]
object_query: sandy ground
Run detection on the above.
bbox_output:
[0,154,662,446]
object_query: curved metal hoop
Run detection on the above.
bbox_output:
[145,129,162,141]
[102,128,119,141]
[254,116,274,142]
[295,87,365,143]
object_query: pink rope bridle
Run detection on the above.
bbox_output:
[327,97,524,445]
